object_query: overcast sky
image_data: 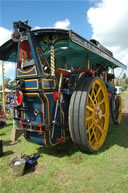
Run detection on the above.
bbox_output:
[0,0,128,84]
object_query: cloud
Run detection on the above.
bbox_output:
[54,19,70,29]
[0,28,15,84]
[87,0,128,75]
[0,27,12,46]
[33,19,71,30]
[4,62,16,75]
[33,26,42,30]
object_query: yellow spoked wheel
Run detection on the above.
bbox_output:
[110,95,122,124]
[69,77,109,153]
[117,96,122,124]
[86,79,109,151]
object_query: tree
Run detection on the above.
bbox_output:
[4,78,11,89]
[121,83,128,89]
[116,80,120,86]
[126,78,128,84]
[122,73,127,79]
[4,78,16,90]
[9,80,16,90]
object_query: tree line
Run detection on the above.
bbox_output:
[0,73,128,90]
[0,78,16,90]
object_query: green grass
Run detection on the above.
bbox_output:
[120,91,128,96]
[0,117,128,193]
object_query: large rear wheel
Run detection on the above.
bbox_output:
[69,77,109,153]
[110,95,122,124]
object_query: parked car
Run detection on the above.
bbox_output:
[115,86,124,94]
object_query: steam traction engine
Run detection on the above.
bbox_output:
[0,21,127,153]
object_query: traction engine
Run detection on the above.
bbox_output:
[0,21,127,153]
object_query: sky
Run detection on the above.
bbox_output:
[0,0,128,85]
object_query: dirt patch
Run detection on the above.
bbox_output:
[72,156,84,165]
[121,96,128,114]
[53,170,69,183]
[34,163,48,175]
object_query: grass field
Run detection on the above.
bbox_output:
[120,91,128,96]
[0,115,128,193]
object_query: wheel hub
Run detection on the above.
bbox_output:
[95,104,102,119]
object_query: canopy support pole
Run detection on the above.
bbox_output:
[50,45,55,76]
[2,61,6,113]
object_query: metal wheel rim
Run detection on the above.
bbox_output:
[86,79,109,151]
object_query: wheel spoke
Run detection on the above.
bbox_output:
[88,132,91,142]
[95,87,101,99]
[92,87,98,104]
[91,84,95,97]
[92,127,98,142]
[86,122,94,134]
[90,131,94,141]
[89,125,98,143]
[86,105,94,112]
[88,94,95,107]
[96,123,103,134]
[90,87,94,99]
[86,115,93,122]
[99,98,105,105]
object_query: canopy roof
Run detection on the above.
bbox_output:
[0,28,127,70]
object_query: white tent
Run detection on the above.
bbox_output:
[0,88,11,93]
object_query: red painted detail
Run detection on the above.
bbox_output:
[18,41,31,68]
[0,115,6,119]
[53,92,61,102]
[44,126,48,131]
[55,69,71,76]
[12,32,21,42]
[0,110,5,117]
[16,90,23,106]
[56,138,63,142]
[21,120,23,129]
[72,69,95,76]
[38,121,42,132]
[16,93,21,104]
[108,92,112,97]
